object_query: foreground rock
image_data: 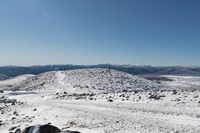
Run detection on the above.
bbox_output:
[10,124,81,133]
[0,96,17,105]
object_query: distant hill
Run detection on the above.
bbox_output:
[0,64,200,77]
[10,68,164,93]
[0,74,10,81]
[0,74,34,90]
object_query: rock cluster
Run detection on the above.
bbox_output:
[9,124,81,133]
[0,96,17,105]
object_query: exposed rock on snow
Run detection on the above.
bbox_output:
[0,96,17,105]
[11,68,166,93]
[22,124,61,133]
[9,124,81,133]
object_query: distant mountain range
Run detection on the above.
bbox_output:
[0,64,200,77]
[0,74,10,81]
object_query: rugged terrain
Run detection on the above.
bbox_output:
[10,69,165,93]
[0,68,200,133]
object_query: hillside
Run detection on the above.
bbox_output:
[0,74,34,90]
[11,68,165,93]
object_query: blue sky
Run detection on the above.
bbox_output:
[0,0,200,66]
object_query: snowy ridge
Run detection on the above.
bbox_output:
[0,74,34,90]
[11,68,165,93]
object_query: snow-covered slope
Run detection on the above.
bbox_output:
[11,68,165,93]
[0,74,34,90]
[1,70,200,133]
[162,75,200,90]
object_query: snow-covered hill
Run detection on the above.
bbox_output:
[11,68,165,93]
[0,74,34,90]
[1,69,200,133]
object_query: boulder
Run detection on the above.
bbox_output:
[22,124,61,133]
[21,124,81,133]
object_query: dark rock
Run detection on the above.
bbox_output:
[122,90,128,92]
[172,90,177,95]
[134,90,139,94]
[22,124,61,133]
[11,102,16,105]
[14,128,21,133]
[0,97,17,105]
[88,97,93,100]
[107,99,113,102]
[89,93,95,97]
[61,131,81,133]
[119,94,125,98]
[13,111,18,115]
[138,96,141,100]
[21,124,81,133]
[174,98,181,102]
[9,126,18,131]
[148,93,165,100]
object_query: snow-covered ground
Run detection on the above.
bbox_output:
[162,75,200,90]
[0,74,34,91]
[0,69,200,133]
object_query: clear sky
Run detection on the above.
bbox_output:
[0,0,200,66]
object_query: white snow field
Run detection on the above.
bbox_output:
[0,69,200,133]
[162,75,200,90]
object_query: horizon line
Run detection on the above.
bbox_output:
[0,64,199,68]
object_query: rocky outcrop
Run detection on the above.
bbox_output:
[10,124,82,133]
